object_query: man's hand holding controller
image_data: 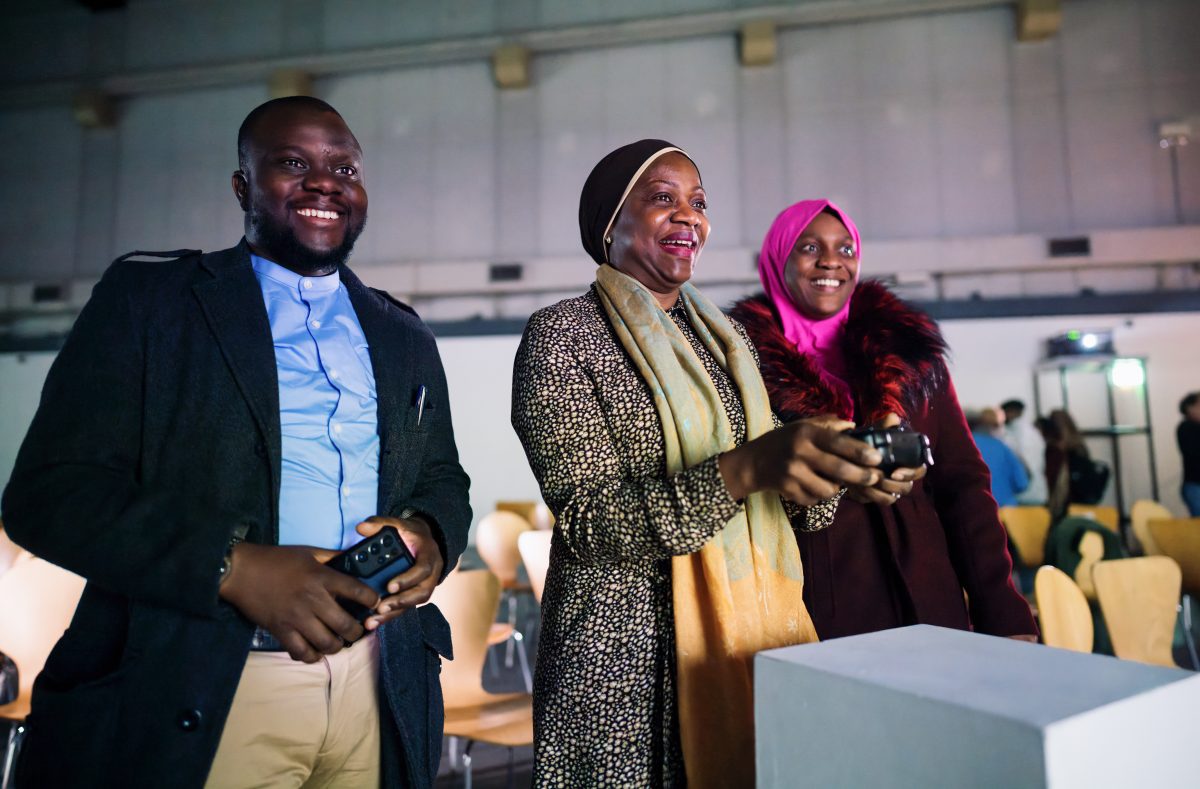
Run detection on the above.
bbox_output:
[217,513,443,663]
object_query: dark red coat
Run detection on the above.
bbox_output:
[730,283,1036,639]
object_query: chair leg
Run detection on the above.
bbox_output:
[506,746,516,789]
[1182,594,1200,670]
[513,630,533,692]
[2,720,25,789]
[447,735,460,773]
[462,740,476,789]
[504,592,518,668]
[486,640,501,678]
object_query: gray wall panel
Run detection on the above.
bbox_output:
[0,108,83,280]
[1012,95,1074,232]
[2,0,1198,281]
[1064,86,1160,229]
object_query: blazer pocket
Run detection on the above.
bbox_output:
[417,602,453,660]
[385,428,429,496]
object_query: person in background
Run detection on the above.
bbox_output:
[1,96,470,789]
[1001,398,1047,505]
[511,141,883,787]
[1043,408,1095,520]
[1179,391,1200,516]
[969,407,1030,508]
[729,199,1036,643]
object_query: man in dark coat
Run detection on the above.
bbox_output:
[1,96,470,788]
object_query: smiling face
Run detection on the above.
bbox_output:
[233,104,368,276]
[606,152,709,308]
[783,209,859,320]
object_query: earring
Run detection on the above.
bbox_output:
[605,236,612,244]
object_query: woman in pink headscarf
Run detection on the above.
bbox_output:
[729,200,1037,640]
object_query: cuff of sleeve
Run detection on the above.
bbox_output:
[697,454,743,524]
[401,507,452,580]
[790,488,846,532]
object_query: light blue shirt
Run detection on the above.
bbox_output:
[251,254,380,550]
[973,431,1029,509]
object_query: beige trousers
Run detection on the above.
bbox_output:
[204,634,381,789]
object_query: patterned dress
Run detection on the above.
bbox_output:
[511,287,825,787]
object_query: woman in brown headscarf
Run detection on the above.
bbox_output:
[510,141,882,787]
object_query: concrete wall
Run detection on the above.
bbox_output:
[1,0,1197,289]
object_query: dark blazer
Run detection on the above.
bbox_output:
[1,241,470,788]
[730,284,1036,639]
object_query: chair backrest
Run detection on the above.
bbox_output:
[517,530,553,604]
[1093,556,1181,668]
[1067,504,1119,532]
[495,501,538,527]
[530,503,555,531]
[1147,517,1200,597]
[1130,500,1172,556]
[0,557,86,699]
[1034,565,1094,653]
[475,511,533,588]
[1072,530,1105,600]
[428,568,501,706]
[998,506,1052,567]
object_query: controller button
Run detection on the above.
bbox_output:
[369,543,380,555]
[355,552,368,563]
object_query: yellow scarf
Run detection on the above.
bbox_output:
[594,264,818,788]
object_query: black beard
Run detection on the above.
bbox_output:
[247,204,367,275]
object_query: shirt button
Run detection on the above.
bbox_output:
[302,279,313,290]
[178,709,203,732]
[311,319,322,329]
[329,370,340,380]
[332,424,343,435]
[341,485,350,497]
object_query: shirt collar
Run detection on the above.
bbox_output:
[250,253,341,294]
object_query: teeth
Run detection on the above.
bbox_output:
[297,208,339,220]
[662,239,694,248]
[813,278,840,287]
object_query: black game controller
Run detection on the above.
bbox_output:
[845,425,933,475]
[326,526,415,622]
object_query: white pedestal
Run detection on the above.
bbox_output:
[755,625,1200,788]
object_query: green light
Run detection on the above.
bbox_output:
[1067,330,1080,340]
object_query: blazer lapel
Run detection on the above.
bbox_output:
[343,268,414,517]
[191,243,282,507]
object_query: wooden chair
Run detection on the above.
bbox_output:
[0,558,86,788]
[1067,504,1119,533]
[530,503,555,531]
[517,530,552,604]
[1034,565,1093,654]
[429,569,532,788]
[1129,500,1172,556]
[475,511,535,672]
[1072,531,1105,601]
[998,506,1052,567]
[1147,517,1200,668]
[1092,557,1182,668]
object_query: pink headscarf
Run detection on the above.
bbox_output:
[758,199,861,404]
